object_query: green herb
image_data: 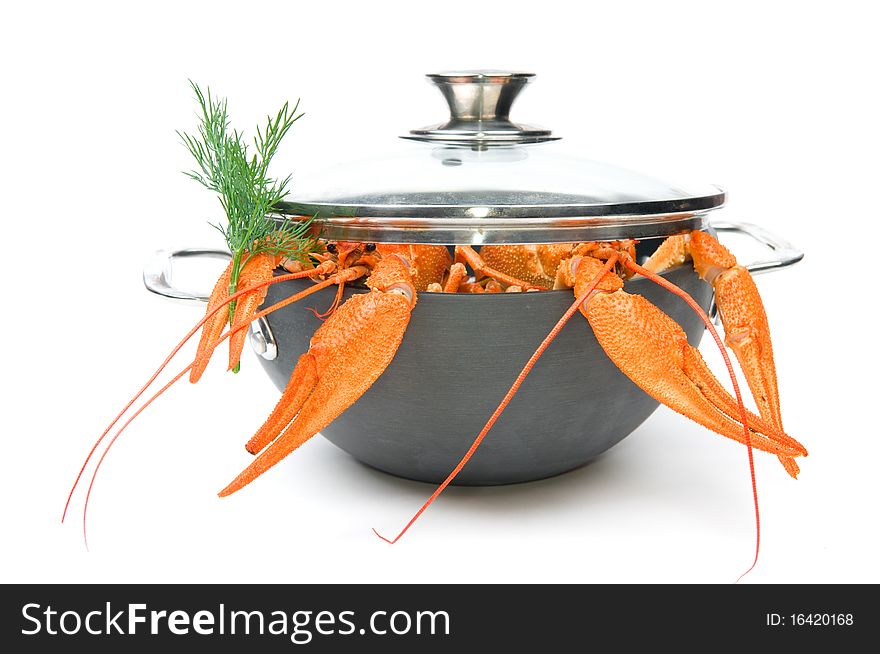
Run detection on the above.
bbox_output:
[178,81,322,371]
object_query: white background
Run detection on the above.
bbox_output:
[2,1,877,584]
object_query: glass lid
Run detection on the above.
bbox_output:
[278,71,725,244]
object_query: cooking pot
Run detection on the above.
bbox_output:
[144,72,802,485]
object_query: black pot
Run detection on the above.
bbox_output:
[145,223,801,486]
[254,259,712,485]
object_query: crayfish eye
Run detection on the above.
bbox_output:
[365,243,376,252]
[326,243,338,254]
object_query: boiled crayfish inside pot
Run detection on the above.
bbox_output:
[64,73,806,567]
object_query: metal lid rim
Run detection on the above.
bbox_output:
[276,190,726,220]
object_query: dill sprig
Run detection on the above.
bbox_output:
[178,81,322,370]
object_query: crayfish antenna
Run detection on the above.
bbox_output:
[75,268,369,545]
[62,268,326,527]
[372,255,620,545]
[250,268,368,325]
[622,256,762,581]
[185,273,360,400]
[308,281,346,320]
[78,280,336,545]
[81,362,194,549]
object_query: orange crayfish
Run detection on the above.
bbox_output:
[64,231,805,560]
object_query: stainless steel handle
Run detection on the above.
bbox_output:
[711,220,804,274]
[142,248,278,361]
[143,248,231,305]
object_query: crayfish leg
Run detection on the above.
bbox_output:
[455,245,550,290]
[641,233,691,273]
[442,262,468,293]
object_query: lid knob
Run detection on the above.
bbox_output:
[404,71,558,147]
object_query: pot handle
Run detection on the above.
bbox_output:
[711,220,804,274]
[142,248,278,361]
[143,248,231,304]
